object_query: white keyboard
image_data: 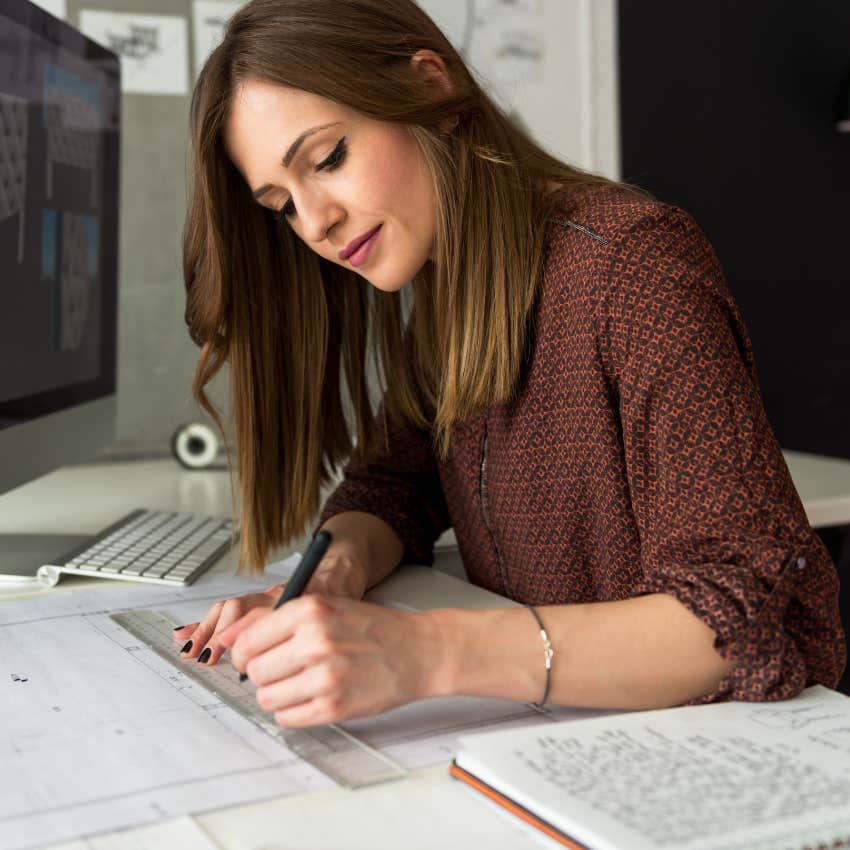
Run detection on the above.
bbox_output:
[44,509,238,586]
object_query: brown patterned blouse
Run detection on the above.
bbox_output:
[318,184,846,703]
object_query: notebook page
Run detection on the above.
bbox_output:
[455,685,850,850]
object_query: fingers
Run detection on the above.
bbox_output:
[173,589,277,665]
[172,622,199,641]
[236,598,417,726]
[227,595,333,673]
[173,600,224,660]
[217,606,274,650]
[258,665,345,727]
[195,597,263,664]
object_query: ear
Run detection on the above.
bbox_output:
[409,48,453,97]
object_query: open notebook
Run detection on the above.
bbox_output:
[451,685,850,850]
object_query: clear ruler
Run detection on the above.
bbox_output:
[110,608,406,788]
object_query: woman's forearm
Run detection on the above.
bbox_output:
[425,593,736,709]
[319,511,405,591]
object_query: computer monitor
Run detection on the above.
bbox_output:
[0,0,120,576]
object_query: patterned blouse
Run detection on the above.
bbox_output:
[318,184,846,703]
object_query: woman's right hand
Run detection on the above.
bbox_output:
[172,543,370,666]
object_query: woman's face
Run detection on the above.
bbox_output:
[224,78,438,292]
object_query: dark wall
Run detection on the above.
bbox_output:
[618,1,850,459]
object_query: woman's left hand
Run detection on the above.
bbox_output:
[216,595,449,726]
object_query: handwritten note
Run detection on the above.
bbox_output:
[456,686,850,850]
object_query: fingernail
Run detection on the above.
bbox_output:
[180,640,193,653]
[197,647,212,664]
[173,625,186,631]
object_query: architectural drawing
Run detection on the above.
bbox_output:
[0,91,27,264]
[43,63,100,208]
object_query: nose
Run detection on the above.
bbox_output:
[295,185,342,245]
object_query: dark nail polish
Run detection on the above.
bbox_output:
[173,625,186,631]
[197,647,212,664]
[180,640,193,653]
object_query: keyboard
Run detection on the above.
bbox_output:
[42,509,238,586]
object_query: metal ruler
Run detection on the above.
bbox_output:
[110,608,406,788]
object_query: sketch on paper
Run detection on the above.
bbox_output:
[481,0,542,13]
[749,702,846,731]
[78,11,189,96]
[489,27,543,84]
[419,0,544,112]
[0,91,28,264]
[192,1,243,78]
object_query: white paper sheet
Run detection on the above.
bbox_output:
[191,0,243,78]
[201,765,561,850]
[78,12,189,96]
[0,555,299,628]
[45,816,219,850]
[1,572,330,850]
[29,0,66,20]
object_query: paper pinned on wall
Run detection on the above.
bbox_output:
[481,0,543,13]
[29,0,66,20]
[192,1,243,79]
[78,11,189,96]
[418,0,545,107]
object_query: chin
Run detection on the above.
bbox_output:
[364,276,411,293]
[361,262,423,293]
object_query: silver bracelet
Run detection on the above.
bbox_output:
[526,605,554,707]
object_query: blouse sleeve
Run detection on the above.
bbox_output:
[599,203,845,702]
[316,343,451,567]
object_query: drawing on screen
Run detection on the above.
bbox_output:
[43,63,100,208]
[0,91,28,264]
[58,212,98,351]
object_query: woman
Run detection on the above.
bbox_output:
[177,0,844,727]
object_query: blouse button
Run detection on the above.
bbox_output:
[795,557,807,570]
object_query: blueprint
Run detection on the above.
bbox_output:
[2,558,611,849]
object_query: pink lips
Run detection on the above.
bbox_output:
[338,225,382,262]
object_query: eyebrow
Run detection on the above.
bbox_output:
[250,121,342,200]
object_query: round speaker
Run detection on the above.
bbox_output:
[170,422,221,470]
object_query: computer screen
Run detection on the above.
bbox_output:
[0,0,119,496]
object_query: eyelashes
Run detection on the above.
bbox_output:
[272,136,347,224]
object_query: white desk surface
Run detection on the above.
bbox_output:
[2,449,849,849]
[783,450,850,528]
[2,449,849,538]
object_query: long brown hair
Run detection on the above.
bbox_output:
[183,0,639,572]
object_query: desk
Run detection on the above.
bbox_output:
[2,451,848,849]
[783,450,850,529]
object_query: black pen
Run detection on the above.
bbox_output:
[238,530,333,682]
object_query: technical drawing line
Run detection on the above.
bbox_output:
[0,761,304,824]
[1,591,240,628]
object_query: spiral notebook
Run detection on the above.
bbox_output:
[451,685,850,850]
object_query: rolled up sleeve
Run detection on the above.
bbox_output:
[603,205,845,701]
